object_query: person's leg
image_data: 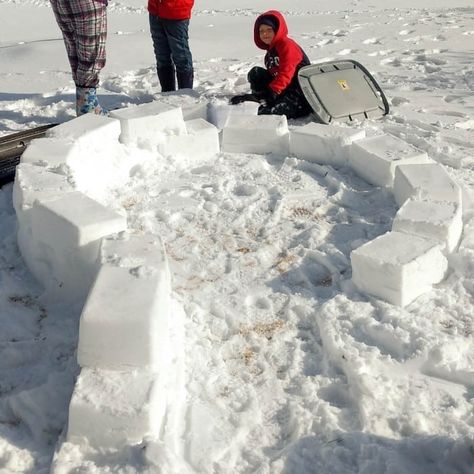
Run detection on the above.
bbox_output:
[149,14,176,91]
[50,0,79,83]
[259,90,311,119]
[69,0,107,89]
[163,19,193,89]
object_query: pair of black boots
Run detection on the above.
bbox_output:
[157,66,193,92]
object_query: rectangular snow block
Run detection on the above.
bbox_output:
[351,231,448,306]
[25,193,126,301]
[221,114,289,155]
[77,262,171,370]
[207,101,259,130]
[46,114,121,145]
[20,137,77,169]
[13,163,73,213]
[32,192,126,247]
[348,134,431,187]
[110,101,186,147]
[67,368,164,448]
[158,118,219,159]
[100,232,169,270]
[393,199,462,253]
[393,162,462,207]
[290,122,365,166]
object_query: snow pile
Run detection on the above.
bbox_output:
[10,94,470,470]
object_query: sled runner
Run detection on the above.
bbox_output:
[298,59,389,124]
[0,124,57,187]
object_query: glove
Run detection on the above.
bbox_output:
[229,93,260,105]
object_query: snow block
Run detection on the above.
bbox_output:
[351,231,448,306]
[33,192,126,247]
[207,101,259,130]
[393,162,462,208]
[46,113,121,145]
[13,163,73,213]
[221,114,289,155]
[67,368,163,448]
[77,262,171,370]
[290,122,365,166]
[28,192,126,300]
[348,134,431,187]
[20,137,77,170]
[393,199,462,253]
[110,101,186,147]
[100,232,168,270]
[158,118,219,160]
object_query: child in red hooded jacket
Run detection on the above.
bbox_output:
[231,10,311,119]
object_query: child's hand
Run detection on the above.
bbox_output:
[229,94,261,105]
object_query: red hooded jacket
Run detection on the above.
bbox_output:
[254,10,309,95]
[148,0,194,20]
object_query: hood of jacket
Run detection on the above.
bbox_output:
[254,10,288,50]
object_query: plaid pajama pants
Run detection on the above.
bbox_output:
[50,0,107,88]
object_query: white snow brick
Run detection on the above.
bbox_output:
[182,101,209,121]
[20,137,76,169]
[100,232,169,270]
[13,163,73,213]
[77,263,171,371]
[32,192,126,247]
[207,101,259,129]
[158,118,219,159]
[393,199,462,253]
[290,122,365,166]
[351,231,448,306]
[46,113,121,145]
[110,101,186,147]
[67,368,164,448]
[348,134,431,187]
[393,162,462,208]
[221,114,289,155]
[29,192,126,300]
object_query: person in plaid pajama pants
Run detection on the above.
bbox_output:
[50,0,108,116]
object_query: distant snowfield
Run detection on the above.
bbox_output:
[0,1,473,473]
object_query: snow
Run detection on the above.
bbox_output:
[1,0,474,473]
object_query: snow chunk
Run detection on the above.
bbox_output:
[20,137,77,169]
[290,122,365,166]
[32,192,126,246]
[221,114,289,155]
[110,101,186,148]
[24,192,126,301]
[158,118,219,161]
[46,113,121,145]
[207,101,259,130]
[349,134,431,187]
[393,162,462,207]
[77,262,171,371]
[393,199,462,253]
[13,163,73,212]
[67,368,163,448]
[351,231,448,306]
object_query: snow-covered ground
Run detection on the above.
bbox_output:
[1,0,473,473]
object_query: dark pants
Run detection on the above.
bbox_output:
[248,66,311,119]
[149,15,193,74]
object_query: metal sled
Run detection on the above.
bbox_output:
[298,60,389,124]
[0,124,57,187]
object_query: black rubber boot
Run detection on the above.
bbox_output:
[177,69,194,90]
[157,66,176,92]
